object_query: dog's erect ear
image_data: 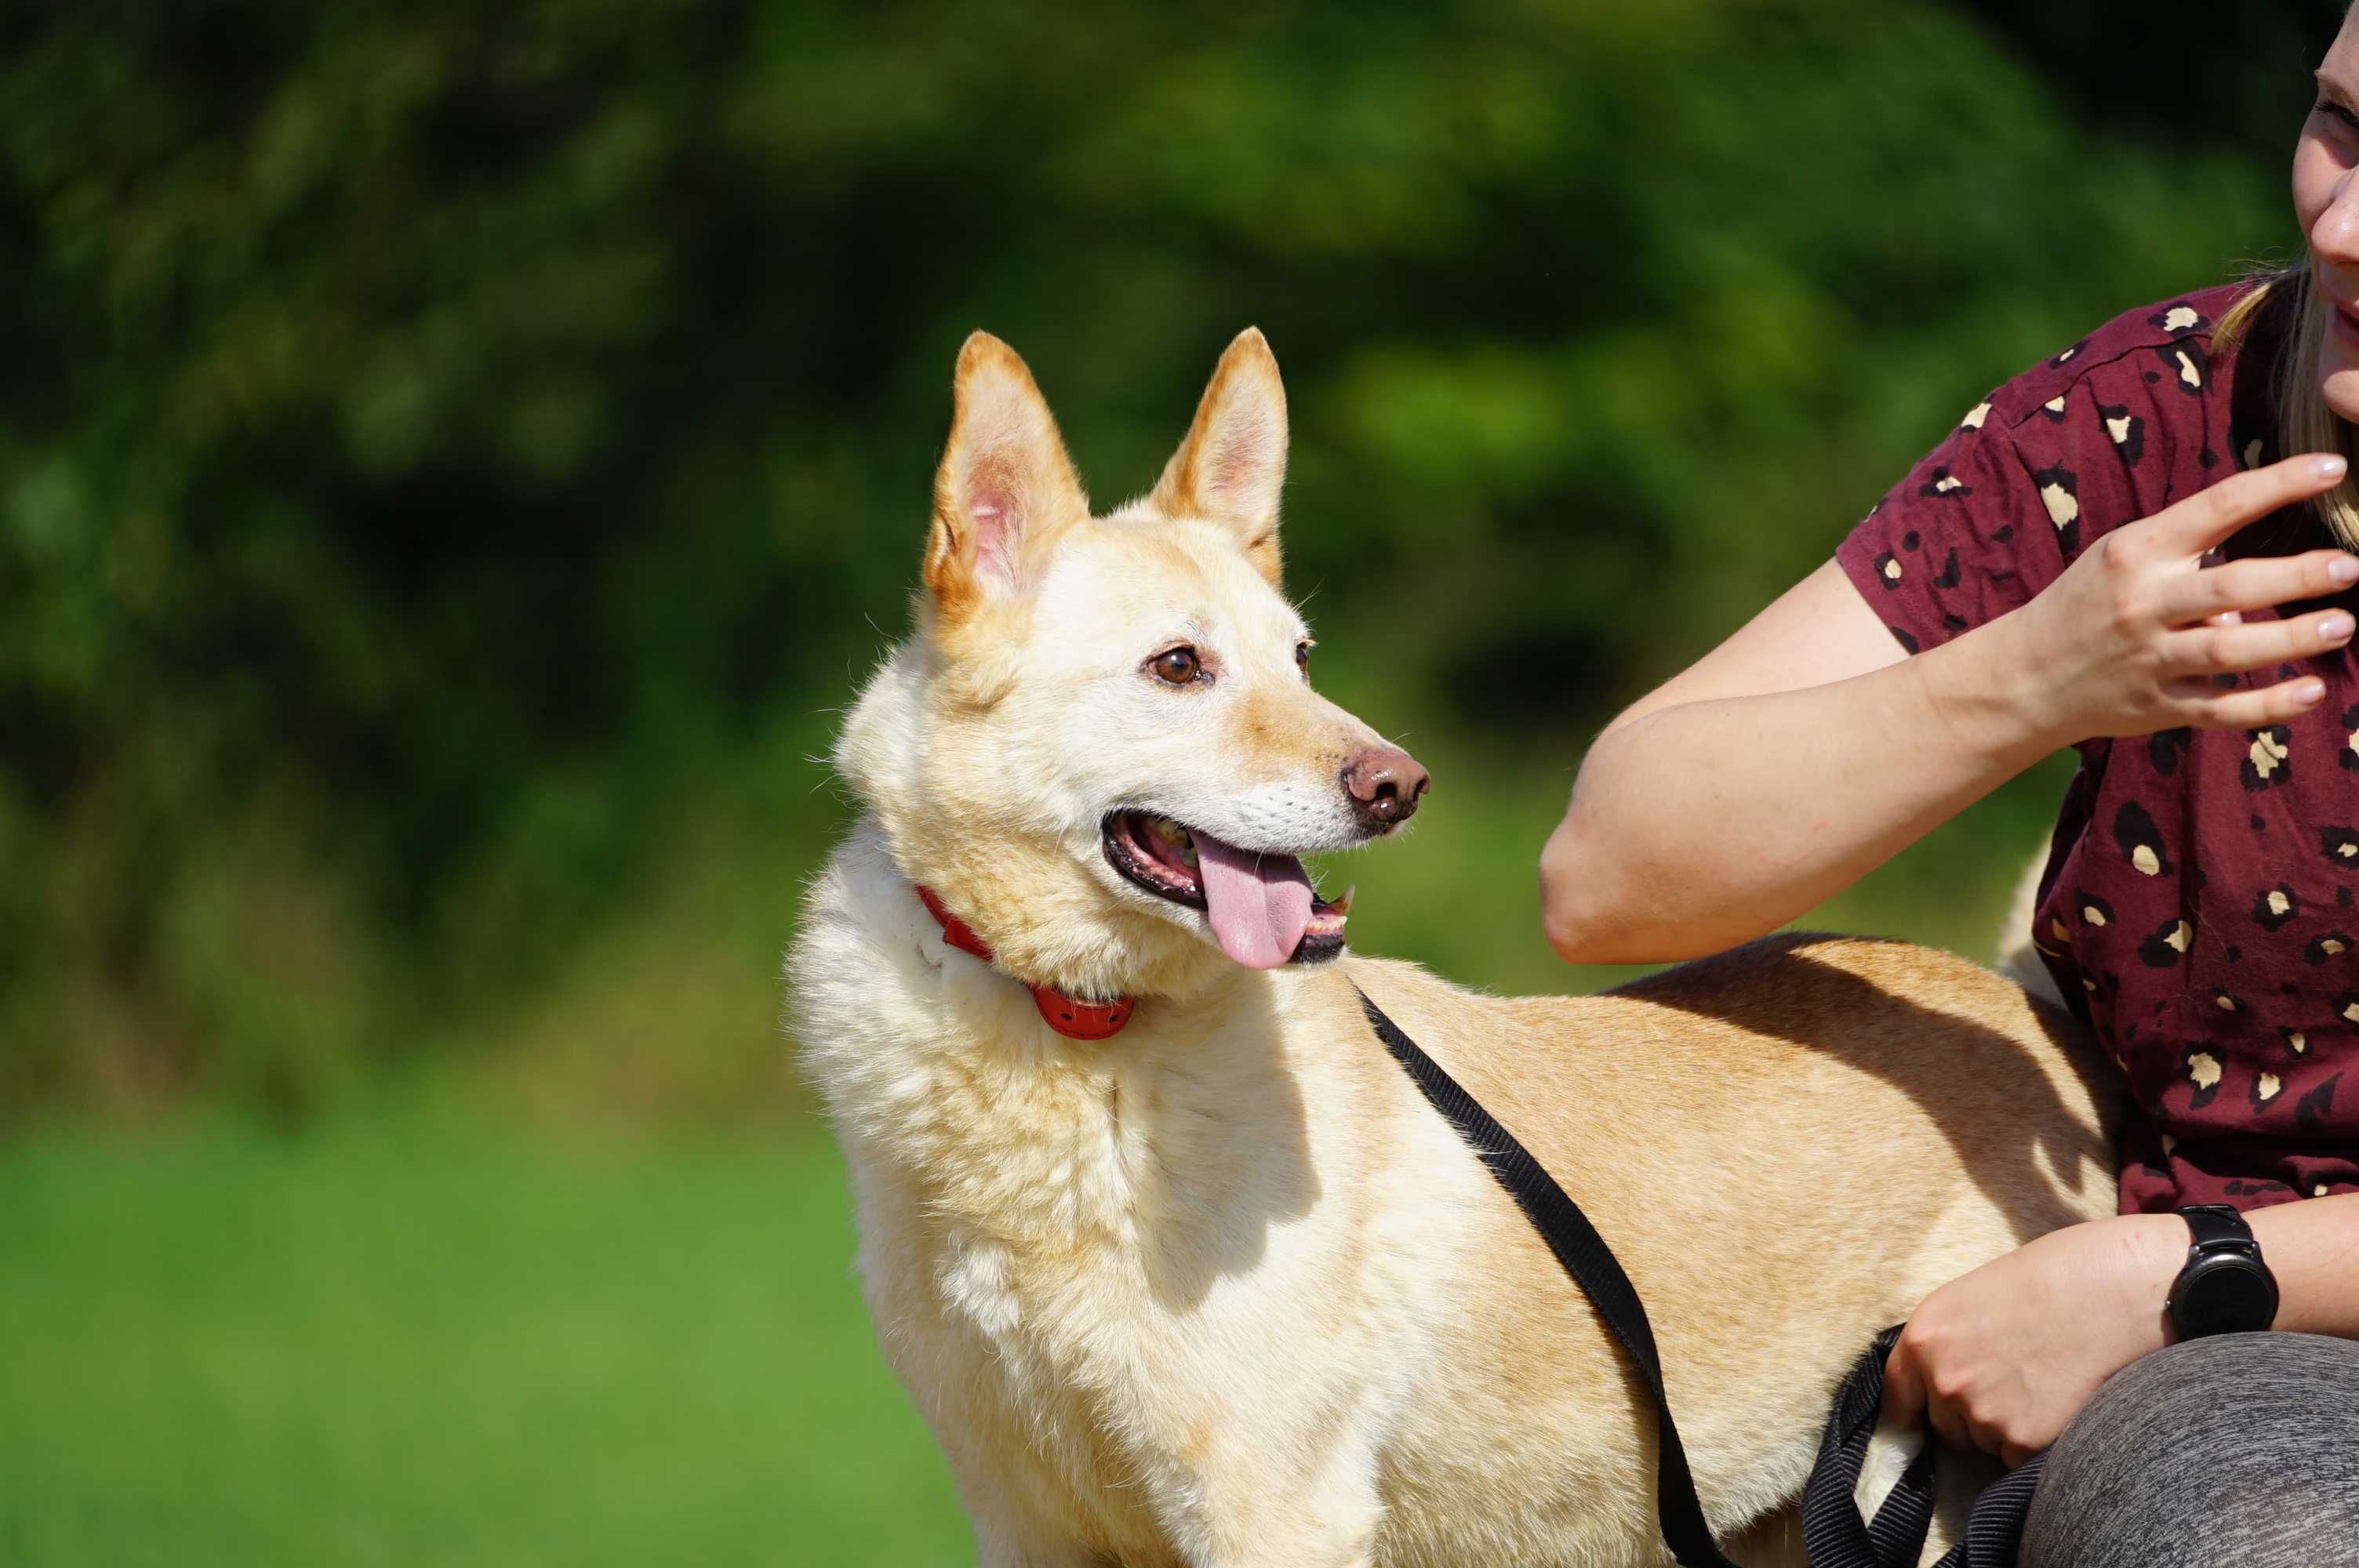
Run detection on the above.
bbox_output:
[925,332,1089,621]
[1150,328,1288,587]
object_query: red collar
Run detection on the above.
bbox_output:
[915,885,1136,1040]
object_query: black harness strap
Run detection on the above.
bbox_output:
[1355,985,2043,1568]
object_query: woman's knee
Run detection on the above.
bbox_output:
[2018,1332,2359,1568]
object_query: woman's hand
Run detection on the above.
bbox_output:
[1538,453,2359,966]
[1882,1214,2185,1468]
[2004,452,2359,745]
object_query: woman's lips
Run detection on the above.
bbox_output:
[2329,289,2359,353]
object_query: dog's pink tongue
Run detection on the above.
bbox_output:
[1191,831,1314,970]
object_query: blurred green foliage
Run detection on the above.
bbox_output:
[0,0,2339,1119]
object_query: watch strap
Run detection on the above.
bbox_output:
[2179,1203,2257,1254]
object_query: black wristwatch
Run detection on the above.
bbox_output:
[2165,1204,2279,1341]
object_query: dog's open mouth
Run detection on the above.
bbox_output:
[1103,811,1349,970]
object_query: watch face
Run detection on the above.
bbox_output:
[2181,1258,2277,1338]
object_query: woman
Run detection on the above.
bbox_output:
[1540,14,2359,1565]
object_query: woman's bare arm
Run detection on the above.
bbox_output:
[1882,1193,2359,1467]
[1538,561,2047,962]
[1539,456,2359,965]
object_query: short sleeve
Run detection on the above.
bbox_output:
[1836,412,2067,655]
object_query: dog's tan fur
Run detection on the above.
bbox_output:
[791,330,2122,1566]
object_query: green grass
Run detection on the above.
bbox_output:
[0,1106,969,1567]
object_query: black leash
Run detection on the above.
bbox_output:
[1798,1327,2048,1568]
[1356,985,2045,1568]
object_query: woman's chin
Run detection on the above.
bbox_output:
[2324,362,2359,427]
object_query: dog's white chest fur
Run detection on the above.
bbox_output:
[793,826,1494,1566]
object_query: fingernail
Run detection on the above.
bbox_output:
[2324,615,2355,641]
[2301,678,2329,704]
[2335,555,2359,584]
[2320,455,2350,481]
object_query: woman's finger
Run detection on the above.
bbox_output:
[1881,1341,1925,1431]
[2154,547,2359,625]
[2161,610,2356,677]
[2154,454,2349,557]
[1962,1414,2011,1461]
[1925,1397,1973,1455]
[2167,673,2332,728]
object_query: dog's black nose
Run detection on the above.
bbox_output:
[1343,746,1430,828]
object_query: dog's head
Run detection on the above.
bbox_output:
[837,329,1427,1000]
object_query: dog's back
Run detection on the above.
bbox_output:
[1325,938,2117,1565]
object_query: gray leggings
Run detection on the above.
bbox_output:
[2017,1331,2359,1566]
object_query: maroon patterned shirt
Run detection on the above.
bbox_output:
[1839,281,2359,1215]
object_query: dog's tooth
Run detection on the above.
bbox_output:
[1151,816,1189,848]
[1331,884,1355,914]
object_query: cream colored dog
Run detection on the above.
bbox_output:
[790,328,2121,1567]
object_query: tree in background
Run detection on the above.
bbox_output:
[0,0,2332,1117]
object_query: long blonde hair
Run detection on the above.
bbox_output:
[2215,263,2359,546]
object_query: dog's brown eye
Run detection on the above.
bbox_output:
[1295,641,1313,678]
[1150,647,1201,685]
